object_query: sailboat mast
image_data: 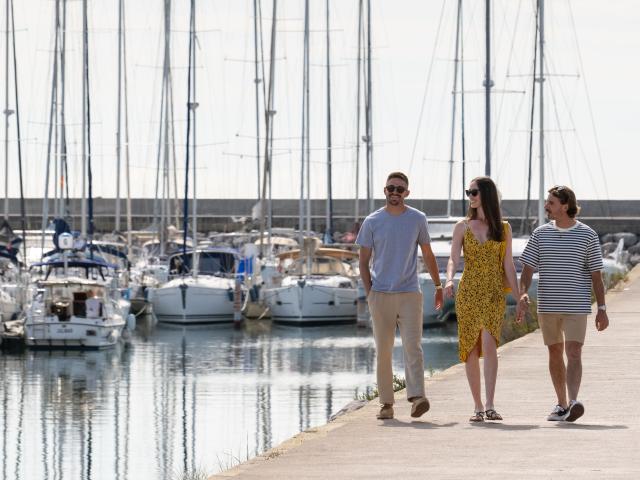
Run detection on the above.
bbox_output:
[258,0,277,258]
[299,0,309,247]
[253,0,261,201]
[304,1,310,235]
[459,0,467,215]
[537,0,545,225]
[81,0,87,237]
[3,0,9,220]
[60,0,68,219]
[9,0,26,241]
[354,0,363,224]
[365,0,373,213]
[42,4,61,253]
[484,0,492,176]
[191,0,198,277]
[116,0,123,232]
[325,0,333,242]
[121,0,133,246]
[521,1,539,236]
[447,0,463,217]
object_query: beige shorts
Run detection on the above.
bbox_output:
[538,313,587,345]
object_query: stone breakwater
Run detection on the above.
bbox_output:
[601,232,640,267]
[4,198,640,234]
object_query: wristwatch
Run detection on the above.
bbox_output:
[597,304,606,312]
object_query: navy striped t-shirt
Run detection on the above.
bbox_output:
[520,221,603,314]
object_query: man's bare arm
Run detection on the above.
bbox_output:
[359,246,373,296]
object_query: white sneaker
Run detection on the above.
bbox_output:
[564,400,584,422]
[547,404,567,421]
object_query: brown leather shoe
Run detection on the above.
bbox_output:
[376,404,394,420]
[410,397,430,418]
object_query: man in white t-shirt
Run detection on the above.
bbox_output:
[517,185,609,422]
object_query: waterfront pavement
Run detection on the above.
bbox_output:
[215,266,640,479]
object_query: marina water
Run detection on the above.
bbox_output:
[0,317,458,478]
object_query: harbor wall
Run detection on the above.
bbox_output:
[3,198,639,236]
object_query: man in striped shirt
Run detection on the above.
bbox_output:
[517,185,609,422]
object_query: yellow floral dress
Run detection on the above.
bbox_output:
[455,221,508,362]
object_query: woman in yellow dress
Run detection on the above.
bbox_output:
[444,176,520,422]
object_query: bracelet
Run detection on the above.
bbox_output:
[434,284,443,290]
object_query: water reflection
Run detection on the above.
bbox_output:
[0,317,458,478]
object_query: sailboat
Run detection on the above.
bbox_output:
[150,0,245,324]
[266,237,358,325]
[263,2,357,326]
[1,0,28,324]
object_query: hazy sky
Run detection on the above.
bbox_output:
[3,0,639,202]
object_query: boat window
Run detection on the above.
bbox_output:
[170,251,236,276]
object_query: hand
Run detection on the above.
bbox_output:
[516,294,529,324]
[434,288,444,310]
[595,310,609,331]
[443,280,454,299]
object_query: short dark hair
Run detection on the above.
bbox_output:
[548,185,580,218]
[387,171,409,185]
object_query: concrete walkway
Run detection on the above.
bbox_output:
[215,267,640,479]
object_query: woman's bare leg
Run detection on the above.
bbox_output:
[465,334,484,412]
[482,329,499,410]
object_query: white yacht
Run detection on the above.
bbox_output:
[150,247,242,324]
[24,257,128,349]
[265,245,358,325]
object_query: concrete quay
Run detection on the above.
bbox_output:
[215,266,640,479]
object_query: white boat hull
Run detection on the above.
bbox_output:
[150,277,238,324]
[25,315,125,349]
[266,278,357,325]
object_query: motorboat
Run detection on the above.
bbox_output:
[24,256,129,349]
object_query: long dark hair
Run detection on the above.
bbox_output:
[466,176,503,242]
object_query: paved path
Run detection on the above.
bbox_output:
[215,266,640,479]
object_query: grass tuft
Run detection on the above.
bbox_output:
[356,374,407,401]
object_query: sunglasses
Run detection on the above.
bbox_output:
[385,185,406,194]
[465,188,479,197]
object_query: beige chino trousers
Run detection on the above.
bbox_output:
[367,290,425,405]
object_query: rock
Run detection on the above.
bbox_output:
[628,244,640,255]
[601,242,618,256]
[601,233,614,244]
[630,255,640,267]
[612,232,638,248]
[329,399,368,421]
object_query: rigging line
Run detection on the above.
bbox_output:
[84,0,94,239]
[10,0,25,242]
[546,62,604,212]
[491,0,525,176]
[566,0,611,216]
[42,1,60,253]
[521,0,538,237]
[543,48,603,206]
[407,0,447,176]
[183,0,194,260]
[544,60,575,188]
